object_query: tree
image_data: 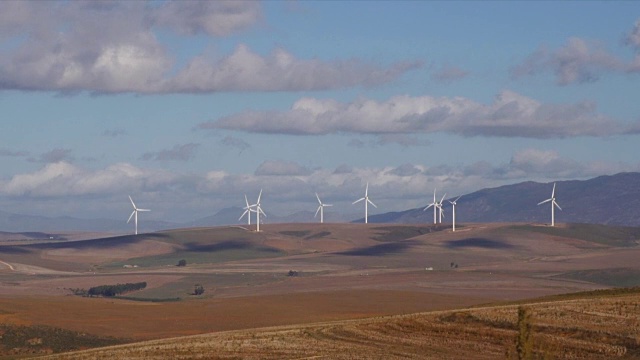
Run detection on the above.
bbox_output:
[177,259,187,267]
[194,284,204,295]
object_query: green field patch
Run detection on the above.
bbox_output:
[305,231,331,240]
[554,268,640,287]
[508,223,640,247]
[279,230,312,238]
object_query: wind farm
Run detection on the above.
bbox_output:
[2,1,640,358]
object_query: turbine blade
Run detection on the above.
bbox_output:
[129,195,136,209]
[424,204,433,211]
[368,199,377,208]
[259,207,266,217]
[315,206,321,218]
[239,210,248,221]
[138,209,150,212]
[244,194,250,208]
[316,193,322,204]
[365,182,369,197]
[440,193,446,203]
[455,195,462,202]
[353,198,365,204]
[257,189,262,204]
[552,182,556,198]
[127,210,135,223]
[538,198,551,205]
[554,201,562,211]
[325,204,333,207]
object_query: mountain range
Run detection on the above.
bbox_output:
[365,172,640,226]
[1,172,639,233]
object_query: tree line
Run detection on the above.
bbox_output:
[72,282,147,297]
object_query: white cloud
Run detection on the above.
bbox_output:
[206,90,625,138]
[0,162,180,197]
[170,45,422,92]
[0,2,419,93]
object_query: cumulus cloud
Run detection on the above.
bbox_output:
[140,143,200,162]
[0,162,180,197]
[206,90,625,138]
[626,20,640,50]
[0,1,419,93]
[170,45,422,92]
[255,160,312,176]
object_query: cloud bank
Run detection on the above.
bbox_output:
[204,90,628,138]
[0,1,420,93]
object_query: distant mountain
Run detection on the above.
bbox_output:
[0,210,176,233]
[365,172,640,226]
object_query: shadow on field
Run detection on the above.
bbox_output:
[337,241,416,256]
[184,240,280,253]
[0,246,32,254]
[445,238,514,249]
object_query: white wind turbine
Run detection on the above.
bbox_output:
[352,182,377,224]
[252,189,266,232]
[449,195,462,232]
[127,196,150,235]
[424,189,440,224]
[437,193,446,224]
[239,194,255,225]
[537,182,561,227]
[315,193,332,223]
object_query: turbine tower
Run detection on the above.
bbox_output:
[352,182,377,224]
[449,195,462,232]
[537,182,561,226]
[424,189,439,224]
[315,193,332,223]
[437,193,446,224]
[239,194,255,225]
[252,189,266,232]
[127,195,150,235]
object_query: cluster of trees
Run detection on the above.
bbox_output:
[87,282,147,297]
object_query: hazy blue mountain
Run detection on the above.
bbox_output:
[364,172,640,226]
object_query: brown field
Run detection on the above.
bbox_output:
[38,289,640,359]
[0,222,639,358]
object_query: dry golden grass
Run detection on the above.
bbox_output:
[38,292,640,360]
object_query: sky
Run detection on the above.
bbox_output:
[1,1,640,223]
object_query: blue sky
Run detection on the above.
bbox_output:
[1,1,640,223]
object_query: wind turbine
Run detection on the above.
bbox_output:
[437,193,446,224]
[315,193,332,223]
[424,189,439,224]
[252,189,266,232]
[537,182,561,226]
[127,196,150,235]
[239,194,255,225]
[449,195,462,231]
[352,182,377,224]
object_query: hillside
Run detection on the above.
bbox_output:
[368,172,640,226]
[39,288,640,359]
